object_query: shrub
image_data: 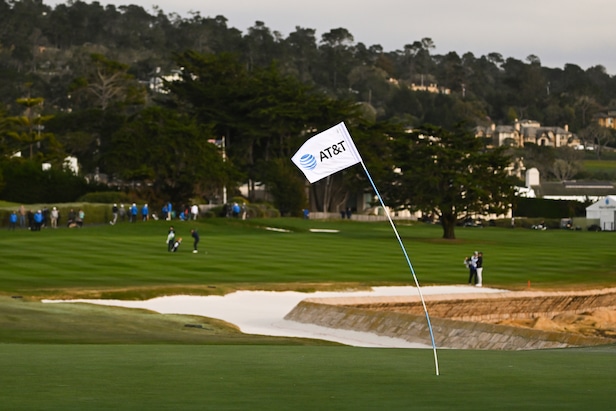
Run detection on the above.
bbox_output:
[0,159,107,204]
[514,197,588,218]
[78,191,134,204]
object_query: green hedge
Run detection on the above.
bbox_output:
[513,197,590,219]
[78,191,138,204]
[0,159,107,204]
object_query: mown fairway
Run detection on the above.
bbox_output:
[1,344,615,411]
[1,217,615,410]
[1,217,615,297]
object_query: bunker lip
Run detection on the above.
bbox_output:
[43,285,507,348]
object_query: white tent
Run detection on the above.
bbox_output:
[586,195,616,231]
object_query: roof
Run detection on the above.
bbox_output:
[586,195,616,210]
[533,181,616,198]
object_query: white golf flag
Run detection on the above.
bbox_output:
[291,122,363,183]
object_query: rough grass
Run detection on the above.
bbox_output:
[583,159,616,171]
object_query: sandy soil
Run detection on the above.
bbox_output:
[495,309,616,339]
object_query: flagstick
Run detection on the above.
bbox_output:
[359,161,440,376]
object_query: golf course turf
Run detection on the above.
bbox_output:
[0,217,614,410]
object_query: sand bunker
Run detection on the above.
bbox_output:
[44,285,506,348]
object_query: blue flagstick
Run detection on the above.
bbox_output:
[359,161,440,376]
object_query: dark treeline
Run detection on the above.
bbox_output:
[2,0,615,127]
[0,0,614,219]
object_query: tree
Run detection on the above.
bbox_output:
[319,28,355,90]
[262,158,307,216]
[7,97,57,160]
[384,123,516,239]
[284,26,318,82]
[517,143,556,180]
[550,147,583,181]
[165,51,362,204]
[69,53,146,110]
[578,123,616,159]
[107,106,231,202]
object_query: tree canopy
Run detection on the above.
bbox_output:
[0,0,614,220]
[383,124,517,239]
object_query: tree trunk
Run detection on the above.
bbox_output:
[441,213,457,239]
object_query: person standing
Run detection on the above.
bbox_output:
[50,206,59,228]
[190,229,200,253]
[9,210,17,230]
[33,210,44,231]
[166,226,175,252]
[18,205,26,228]
[67,209,76,227]
[475,252,484,287]
[110,204,118,225]
[130,203,138,223]
[191,204,199,220]
[141,204,149,222]
[465,252,478,285]
[76,209,85,227]
[119,204,126,222]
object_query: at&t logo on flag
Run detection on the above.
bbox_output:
[291,123,362,183]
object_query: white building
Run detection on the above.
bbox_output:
[586,196,616,231]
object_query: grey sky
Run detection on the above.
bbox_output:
[46,0,616,75]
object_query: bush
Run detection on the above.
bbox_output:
[78,191,135,204]
[206,202,280,219]
[0,159,107,204]
[514,197,589,218]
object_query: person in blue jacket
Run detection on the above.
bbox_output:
[141,204,149,221]
[33,210,44,231]
[9,210,18,230]
[130,203,138,223]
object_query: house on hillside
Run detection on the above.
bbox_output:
[592,110,616,129]
[475,119,580,148]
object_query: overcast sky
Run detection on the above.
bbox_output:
[45,0,616,75]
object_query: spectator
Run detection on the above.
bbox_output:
[18,205,26,228]
[33,210,44,231]
[191,204,199,220]
[50,207,59,228]
[9,210,17,230]
[119,204,126,222]
[67,209,76,227]
[76,209,85,227]
[476,252,484,287]
[130,203,138,223]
